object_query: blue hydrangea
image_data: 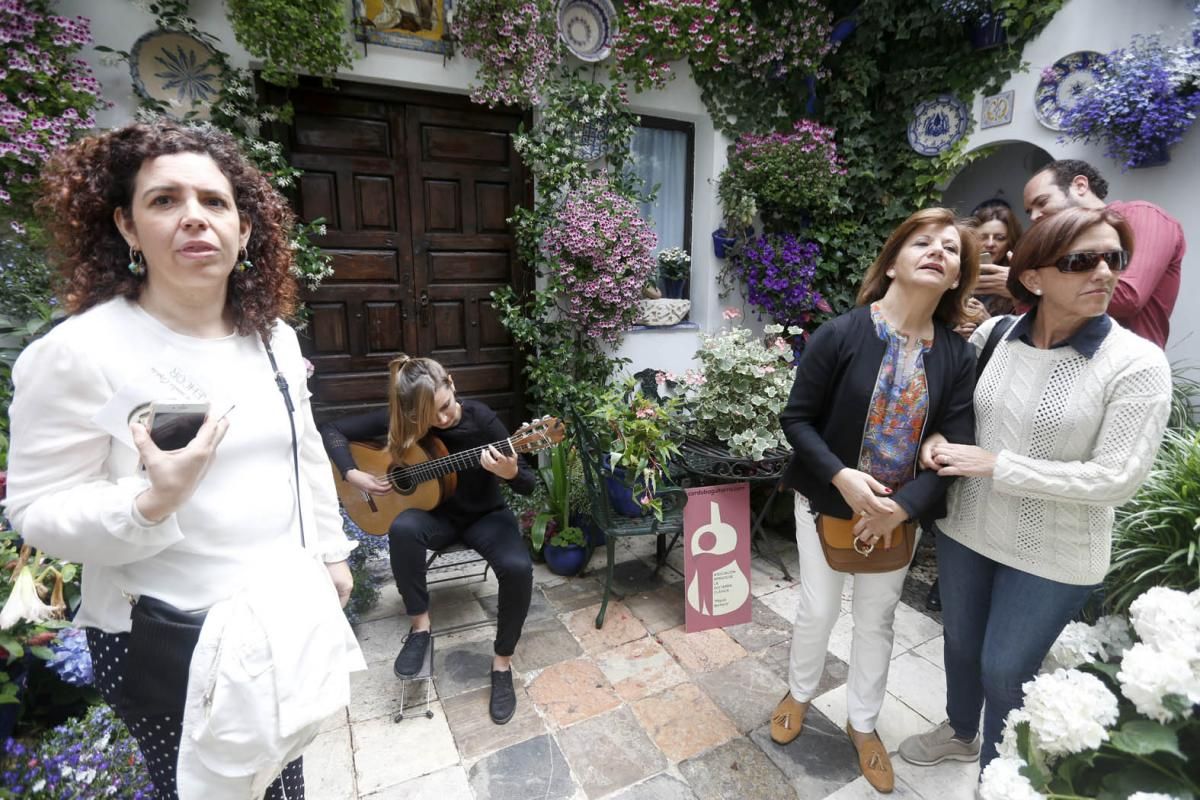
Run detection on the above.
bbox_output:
[48,627,93,687]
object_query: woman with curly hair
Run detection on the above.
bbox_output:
[3,120,363,799]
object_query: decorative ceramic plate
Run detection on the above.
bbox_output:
[1034,51,1106,131]
[130,30,222,120]
[556,0,617,62]
[907,94,969,156]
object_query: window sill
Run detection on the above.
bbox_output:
[628,321,699,333]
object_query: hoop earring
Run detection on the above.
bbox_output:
[236,247,254,273]
[127,247,145,277]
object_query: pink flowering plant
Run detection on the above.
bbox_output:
[541,176,658,344]
[612,0,832,93]
[676,312,798,460]
[718,120,849,230]
[453,0,562,108]
[0,0,102,240]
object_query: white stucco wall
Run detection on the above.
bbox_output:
[953,0,1200,367]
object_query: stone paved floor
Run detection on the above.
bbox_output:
[305,535,980,799]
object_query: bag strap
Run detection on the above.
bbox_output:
[262,335,306,549]
[976,315,1016,380]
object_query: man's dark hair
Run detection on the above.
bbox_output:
[1038,159,1110,200]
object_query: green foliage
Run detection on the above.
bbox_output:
[1168,365,1200,431]
[590,378,683,520]
[681,322,797,460]
[225,0,355,87]
[1106,426,1200,614]
[807,0,1066,316]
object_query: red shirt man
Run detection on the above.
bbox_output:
[1023,159,1184,348]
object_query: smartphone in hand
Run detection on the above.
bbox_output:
[147,402,209,451]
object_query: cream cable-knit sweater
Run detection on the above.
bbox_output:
[938,315,1172,586]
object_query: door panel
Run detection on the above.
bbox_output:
[281,82,527,427]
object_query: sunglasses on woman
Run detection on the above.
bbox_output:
[1043,250,1130,273]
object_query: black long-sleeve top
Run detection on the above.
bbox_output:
[779,305,977,523]
[320,399,536,521]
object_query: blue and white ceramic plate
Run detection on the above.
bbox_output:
[130,30,221,121]
[556,0,616,62]
[907,94,969,156]
[1034,51,1106,131]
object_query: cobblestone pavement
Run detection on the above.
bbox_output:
[306,535,980,799]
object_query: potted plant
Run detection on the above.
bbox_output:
[1060,31,1200,170]
[591,378,683,520]
[729,232,832,328]
[541,176,659,344]
[656,247,691,299]
[530,442,589,576]
[717,120,848,233]
[940,0,1006,50]
[678,316,797,462]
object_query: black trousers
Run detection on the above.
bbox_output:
[87,628,304,799]
[388,506,532,656]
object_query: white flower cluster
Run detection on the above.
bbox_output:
[1117,587,1200,723]
[1127,793,1183,800]
[979,757,1044,800]
[1001,670,1119,759]
[986,587,1200,800]
[1042,615,1133,671]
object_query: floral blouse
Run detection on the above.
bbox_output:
[858,303,931,488]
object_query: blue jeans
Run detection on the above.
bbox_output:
[936,532,1096,767]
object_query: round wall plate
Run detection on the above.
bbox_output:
[907,94,969,156]
[1034,50,1106,131]
[130,30,222,120]
[557,0,617,62]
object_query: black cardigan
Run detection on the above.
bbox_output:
[779,305,977,522]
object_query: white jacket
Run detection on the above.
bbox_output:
[177,546,366,799]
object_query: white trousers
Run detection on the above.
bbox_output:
[787,493,917,732]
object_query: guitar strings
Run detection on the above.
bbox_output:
[385,431,553,486]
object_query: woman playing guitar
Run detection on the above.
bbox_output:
[320,356,535,725]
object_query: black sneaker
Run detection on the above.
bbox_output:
[489,669,516,725]
[394,629,431,678]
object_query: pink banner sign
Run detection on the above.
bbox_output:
[683,482,752,632]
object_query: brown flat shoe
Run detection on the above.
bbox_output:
[846,723,895,793]
[770,693,810,745]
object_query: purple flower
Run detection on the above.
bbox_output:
[731,232,825,327]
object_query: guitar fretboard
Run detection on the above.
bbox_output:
[393,438,517,486]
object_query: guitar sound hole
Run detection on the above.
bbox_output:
[390,468,417,495]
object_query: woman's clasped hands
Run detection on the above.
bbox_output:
[832,467,907,549]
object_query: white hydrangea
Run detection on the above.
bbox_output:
[1020,669,1119,757]
[979,756,1045,800]
[1043,620,1104,671]
[1128,586,1200,660]
[1092,614,1134,660]
[1117,642,1200,723]
[997,708,1031,760]
[1127,793,1182,800]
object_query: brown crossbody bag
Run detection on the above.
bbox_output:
[815,514,917,574]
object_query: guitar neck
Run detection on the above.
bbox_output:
[400,438,516,484]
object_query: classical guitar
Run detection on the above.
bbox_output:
[333,416,565,535]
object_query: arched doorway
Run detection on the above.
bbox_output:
[940,141,1054,226]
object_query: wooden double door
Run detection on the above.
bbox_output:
[281,82,528,428]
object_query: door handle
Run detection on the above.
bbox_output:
[419,290,430,326]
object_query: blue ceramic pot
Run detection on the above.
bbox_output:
[602,458,648,517]
[712,228,737,259]
[660,277,687,299]
[572,512,606,548]
[544,542,588,576]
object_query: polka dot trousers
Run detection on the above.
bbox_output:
[87,628,305,800]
